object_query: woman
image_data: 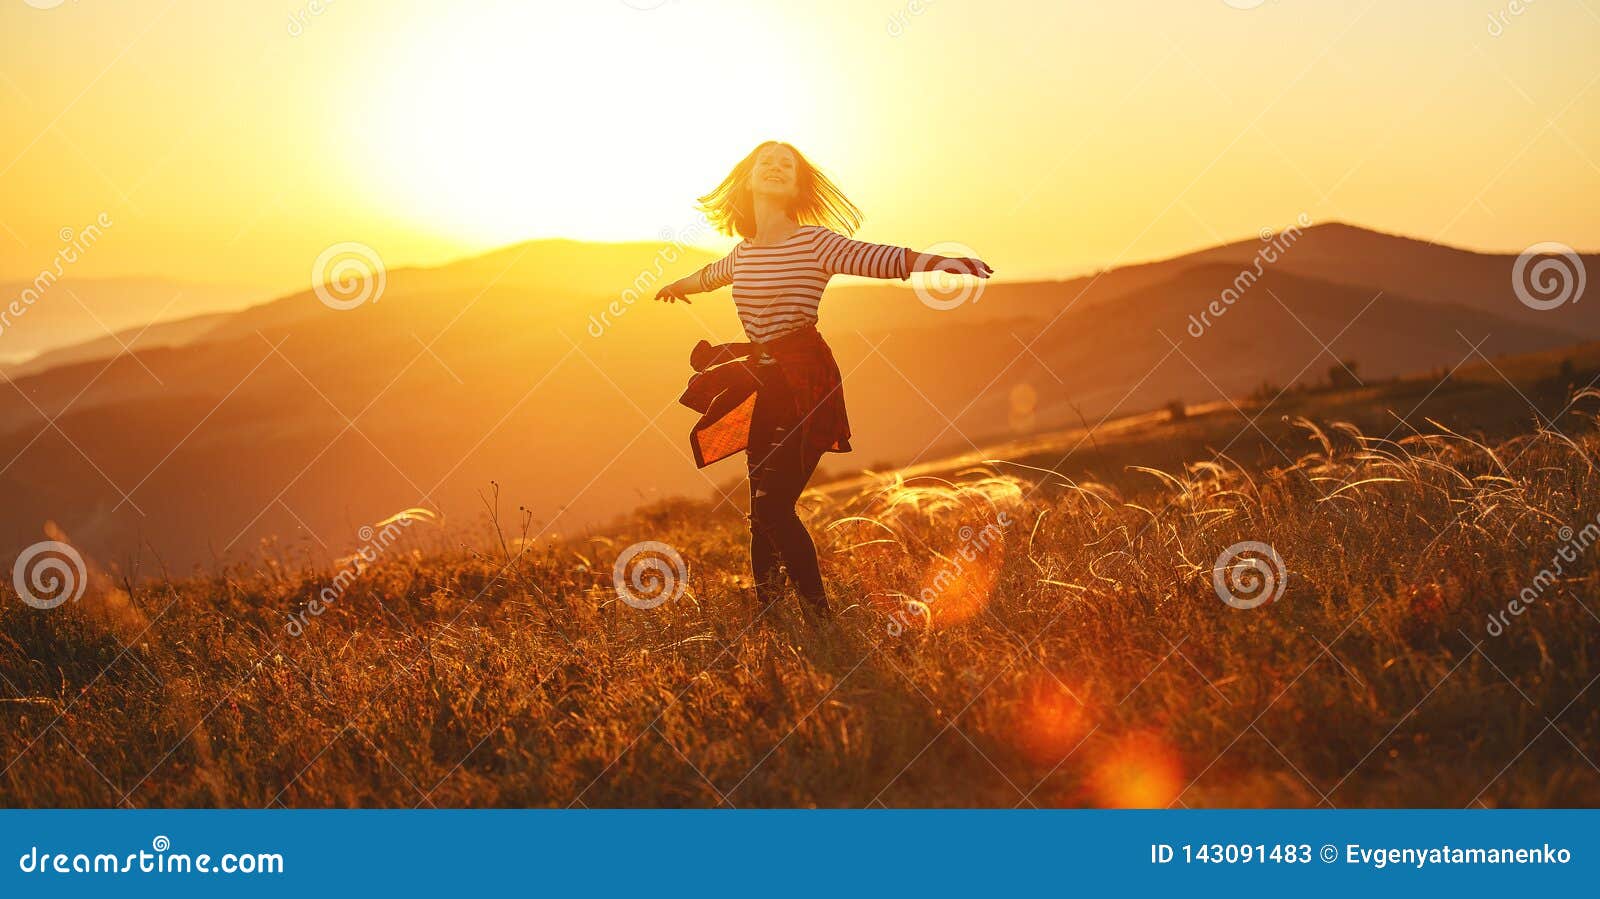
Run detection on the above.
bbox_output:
[655,141,992,618]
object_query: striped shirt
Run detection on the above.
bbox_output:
[695,226,911,343]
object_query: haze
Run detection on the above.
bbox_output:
[1,0,1596,295]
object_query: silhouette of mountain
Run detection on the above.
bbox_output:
[0,276,268,367]
[1,310,235,378]
[0,225,1585,572]
[1192,221,1598,336]
[827,221,1597,336]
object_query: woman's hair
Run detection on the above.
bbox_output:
[697,141,863,239]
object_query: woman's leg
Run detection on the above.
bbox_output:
[751,431,826,604]
[747,401,787,604]
[747,489,785,604]
[747,388,828,609]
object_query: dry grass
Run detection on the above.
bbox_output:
[4,398,1600,808]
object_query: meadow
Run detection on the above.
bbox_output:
[3,360,1599,808]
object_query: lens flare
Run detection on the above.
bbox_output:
[1008,382,1037,433]
[1013,677,1093,766]
[916,527,1004,629]
[1089,731,1185,809]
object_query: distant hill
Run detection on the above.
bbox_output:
[828,221,1598,337]
[0,276,268,368]
[0,224,1588,572]
[1,240,723,379]
[0,310,236,378]
[1191,221,1598,336]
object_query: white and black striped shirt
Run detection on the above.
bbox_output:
[695,226,910,343]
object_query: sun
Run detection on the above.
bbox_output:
[343,3,834,249]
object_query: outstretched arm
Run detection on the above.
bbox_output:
[909,251,994,279]
[816,229,993,282]
[655,251,733,305]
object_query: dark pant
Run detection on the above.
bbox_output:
[747,365,827,608]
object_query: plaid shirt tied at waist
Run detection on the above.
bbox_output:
[678,326,852,469]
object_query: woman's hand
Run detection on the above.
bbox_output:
[654,279,693,304]
[915,254,994,279]
[937,256,993,278]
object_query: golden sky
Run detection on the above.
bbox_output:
[1,0,1596,290]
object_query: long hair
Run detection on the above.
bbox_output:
[697,141,864,239]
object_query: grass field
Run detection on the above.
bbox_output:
[3,348,1600,808]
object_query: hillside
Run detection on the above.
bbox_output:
[829,221,1600,338]
[0,276,268,367]
[4,361,1597,807]
[0,225,1588,573]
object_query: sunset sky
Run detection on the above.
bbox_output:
[1,0,1596,291]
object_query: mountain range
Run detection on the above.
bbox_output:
[0,276,268,371]
[0,223,1590,572]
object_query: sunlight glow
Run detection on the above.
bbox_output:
[1090,731,1184,809]
[352,4,832,247]
[1014,677,1092,766]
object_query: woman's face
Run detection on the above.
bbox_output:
[749,144,800,203]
